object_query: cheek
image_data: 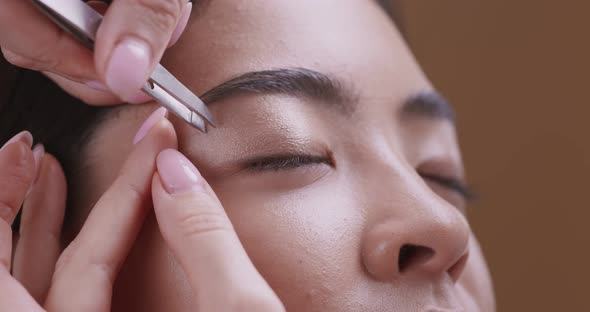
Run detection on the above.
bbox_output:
[212,178,366,309]
[457,235,496,310]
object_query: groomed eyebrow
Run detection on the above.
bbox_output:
[200,68,358,114]
[401,92,456,123]
[200,67,455,124]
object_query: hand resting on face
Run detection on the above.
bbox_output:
[0,108,284,312]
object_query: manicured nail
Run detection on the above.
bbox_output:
[84,80,109,92]
[168,2,193,48]
[157,149,204,194]
[1,131,33,151]
[32,144,45,182]
[133,107,168,144]
[106,37,151,102]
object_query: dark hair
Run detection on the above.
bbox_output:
[0,59,111,230]
[0,61,110,170]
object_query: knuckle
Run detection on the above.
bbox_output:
[0,202,13,223]
[1,35,63,71]
[120,179,145,205]
[134,0,184,34]
[52,245,115,287]
[112,167,147,203]
[2,49,34,69]
[176,207,232,238]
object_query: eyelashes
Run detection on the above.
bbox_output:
[419,173,478,201]
[243,153,475,201]
[244,154,333,171]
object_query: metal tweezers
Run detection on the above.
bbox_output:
[30,0,215,132]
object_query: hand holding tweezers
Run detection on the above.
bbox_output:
[30,0,215,132]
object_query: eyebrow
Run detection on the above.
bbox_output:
[200,68,357,114]
[401,92,456,123]
[200,67,455,123]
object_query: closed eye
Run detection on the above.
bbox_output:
[420,173,478,201]
[244,153,333,171]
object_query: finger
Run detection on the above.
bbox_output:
[43,71,121,105]
[0,270,44,312]
[42,71,152,105]
[44,107,176,312]
[0,0,96,82]
[168,2,193,48]
[0,131,34,271]
[152,149,285,311]
[95,0,192,101]
[0,133,42,312]
[13,147,67,304]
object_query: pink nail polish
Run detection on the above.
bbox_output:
[32,144,45,182]
[1,131,33,151]
[168,2,193,48]
[133,107,168,144]
[106,37,151,102]
[157,149,204,194]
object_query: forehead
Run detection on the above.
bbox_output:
[162,0,431,101]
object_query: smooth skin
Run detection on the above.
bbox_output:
[1,0,495,311]
[0,0,192,104]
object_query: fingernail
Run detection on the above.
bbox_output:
[1,131,33,151]
[84,80,109,92]
[32,144,45,182]
[133,107,168,144]
[127,90,153,104]
[157,149,204,194]
[168,2,193,48]
[106,37,151,102]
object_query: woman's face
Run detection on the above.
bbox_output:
[77,0,495,310]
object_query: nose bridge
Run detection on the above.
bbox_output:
[360,154,471,282]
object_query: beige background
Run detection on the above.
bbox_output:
[397,1,590,311]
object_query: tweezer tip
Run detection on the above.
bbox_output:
[190,114,208,133]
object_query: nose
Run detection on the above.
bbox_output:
[361,182,471,282]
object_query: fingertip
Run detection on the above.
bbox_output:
[156,149,205,195]
[105,37,151,102]
[31,144,44,183]
[22,152,67,227]
[39,153,67,192]
[1,131,33,151]
[168,2,193,48]
[0,140,35,226]
[133,111,178,151]
[133,107,168,145]
[0,139,35,181]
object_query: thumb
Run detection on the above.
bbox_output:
[95,0,193,102]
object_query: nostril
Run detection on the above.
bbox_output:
[447,252,469,282]
[398,244,435,273]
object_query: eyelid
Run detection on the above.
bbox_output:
[420,173,478,201]
[243,153,333,171]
